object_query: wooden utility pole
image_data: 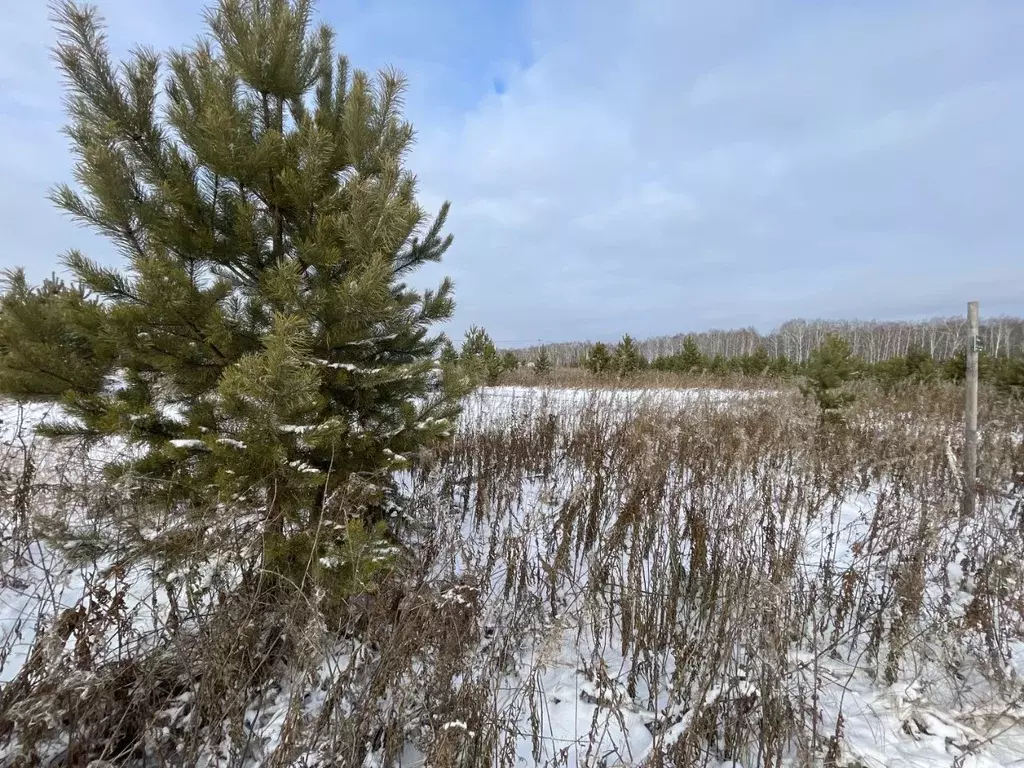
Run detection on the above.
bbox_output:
[964,301,979,516]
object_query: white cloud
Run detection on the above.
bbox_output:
[409,0,1024,342]
[1,0,1021,344]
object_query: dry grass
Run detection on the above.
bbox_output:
[0,384,1022,766]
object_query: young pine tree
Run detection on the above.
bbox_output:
[534,346,552,378]
[942,349,993,383]
[767,354,793,378]
[482,346,503,385]
[677,336,706,373]
[439,338,460,367]
[584,342,612,375]
[801,334,856,422]
[500,350,520,373]
[613,334,644,377]
[459,325,497,384]
[0,0,465,580]
[993,355,1024,399]
[904,345,938,384]
[740,346,771,377]
[460,325,493,360]
[875,345,936,391]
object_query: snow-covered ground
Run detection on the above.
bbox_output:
[2,386,1023,767]
[460,384,768,423]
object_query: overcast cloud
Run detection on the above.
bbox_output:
[2,0,1022,345]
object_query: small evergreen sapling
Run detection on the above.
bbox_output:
[459,325,493,361]
[740,346,771,377]
[0,0,465,586]
[942,348,994,384]
[678,336,706,373]
[994,355,1024,398]
[584,342,612,375]
[534,346,551,378]
[801,334,856,422]
[904,345,938,384]
[459,325,498,384]
[613,334,644,377]
[767,354,794,378]
[482,346,503,385]
[439,339,459,367]
[875,345,938,391]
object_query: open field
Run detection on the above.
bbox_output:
[1,384,1023,767]
[497,369,780,392]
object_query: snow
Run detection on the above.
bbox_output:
[468,384,764,412]
[0,542,86,685]
[169,438,206,449]
[2,387,1023,766]
[310,359,384,374]
[279,424,315,434]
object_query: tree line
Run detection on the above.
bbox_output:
[487,329,1024,395]
[451,323,1024,395]
[515,316,1024,368]
[644,335,1023,393]
[440,327,654,383]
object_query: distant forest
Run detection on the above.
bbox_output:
[512,316,1024,367]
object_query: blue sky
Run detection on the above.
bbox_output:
[2,1,1023,346]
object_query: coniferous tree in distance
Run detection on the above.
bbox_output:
[534,346,551,378]
[708,354,728,375]
[584,342,612,375]
[904,345,938,384]
[801,334,855,423]
[678,336,706,373]
[614,334,644,377]
[767,354,794,378]
[994,355,1024,399]
[941,349,993,384]
[500,351,519,373]
[741,346,771,377]
[482,345,503,385]
[0,0,464,582]
[460,325,493,361]
[439,338,460,367]
[459,325,497,384]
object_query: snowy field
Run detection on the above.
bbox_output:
[1,386,1023,767]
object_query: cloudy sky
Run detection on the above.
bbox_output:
[2,1,1023,345]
